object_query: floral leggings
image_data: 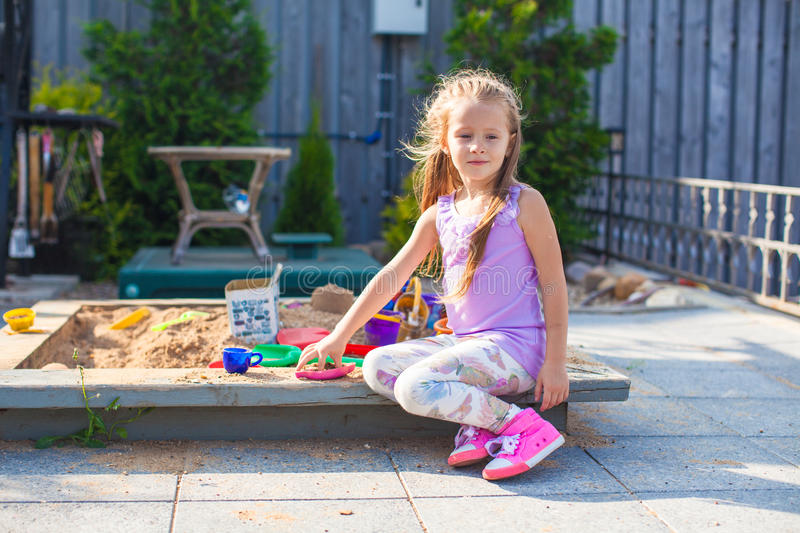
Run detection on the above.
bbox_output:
[362,334,536,434]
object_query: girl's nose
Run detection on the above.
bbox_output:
[470,142,485,153]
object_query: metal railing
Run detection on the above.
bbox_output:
[578,173,800,317]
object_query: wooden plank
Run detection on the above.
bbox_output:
[32,0,64,70]
[705,0,734,181]
[652,0,680,178]
[624,0,652,176]
[599,0,625,131]
[338,0,370,243]
[0,362,629,409]
[756,0,786,185]
[679,0,708,178]
[785,0,800,189]
[64,0,90,70]
[731,0,760,183]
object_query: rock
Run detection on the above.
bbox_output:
[310,283,355,314]
[596,275,618,293]
[41,362,69,370]
[583,266,613,292]
[565,261,593,284]
[634,279,658,294]
[614,273,649,300]
[645,287,687,308]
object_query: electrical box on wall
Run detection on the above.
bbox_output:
[372,0,428,35]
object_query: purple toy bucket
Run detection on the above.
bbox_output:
[364,310,403,346]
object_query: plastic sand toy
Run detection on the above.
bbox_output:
[295,362,356,380]
[3,308,44,334]
[151,310,210,331]
[110,307,150,330]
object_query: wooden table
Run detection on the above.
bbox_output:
[148,146,291,265]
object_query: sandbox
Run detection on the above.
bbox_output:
[0,299,630,441]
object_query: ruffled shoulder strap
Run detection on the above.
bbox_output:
[495,184,523,226]
[436,190,456,233]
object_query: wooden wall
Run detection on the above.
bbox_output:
[30,0,800,244]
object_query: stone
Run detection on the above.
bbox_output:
[614,272,648,300]
[583,266,612,291]
[565,261,593,284]
[596,275,618,293]
[310,283,354,314]
[644,287,686,307]
[40,362,69,370]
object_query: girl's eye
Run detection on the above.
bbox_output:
[487,135,498,140]
[459,134,471,139]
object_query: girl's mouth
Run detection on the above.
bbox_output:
[467,160,488,165]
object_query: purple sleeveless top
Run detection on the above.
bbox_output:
[436,183,546,379]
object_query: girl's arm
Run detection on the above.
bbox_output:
[295,204,440,370]
[517,187,570,411]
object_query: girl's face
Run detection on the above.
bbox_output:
[442,99,514,188]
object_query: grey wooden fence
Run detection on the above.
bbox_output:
[31,0,800,244]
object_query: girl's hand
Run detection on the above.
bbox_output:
[534,359,569,411]
[295,333,348,371]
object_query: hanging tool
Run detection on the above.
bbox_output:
[85,128,107,203]
[39,129,58,243]
[28,132,41,240]
[8,129,34,258]
[53,131,83,218]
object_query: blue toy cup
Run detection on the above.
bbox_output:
[222,347,263,374]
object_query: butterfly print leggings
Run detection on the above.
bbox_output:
[362,334,536,433]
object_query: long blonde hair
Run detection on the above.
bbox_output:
[403,69,524,302]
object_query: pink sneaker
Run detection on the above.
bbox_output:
[481,408,565,481]
[448,425,497,467]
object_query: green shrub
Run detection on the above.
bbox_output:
[80,0,272,278]
[272,106,344,245]
[383,0,617,254]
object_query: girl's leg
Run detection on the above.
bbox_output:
[392,337,536,433]
[362,334,460,402]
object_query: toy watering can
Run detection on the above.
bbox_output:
[394,276,430,342]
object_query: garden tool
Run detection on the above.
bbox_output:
[54,131,84,218]
[151,310,210,331]
[28,132,41,240]
[39,129,59,244]
[8,129,34,258]
[85,128,107,203]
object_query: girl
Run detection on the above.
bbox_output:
[296,69,569,481]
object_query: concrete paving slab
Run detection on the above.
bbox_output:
[0,502,173,533]
[0,442,178,502]
[623,366,800,399]
[748,437,800,467]
[585,436,800,493]
[569,397,738,437]
[173,499,422,533]
[662,320,800,350]
[686,399,800,437]
[0,474,177,503]
[413,494,669,532]
[385,436,622,497]
[636,489,800,532]
[586,343,757,367]
[179,443,405,500]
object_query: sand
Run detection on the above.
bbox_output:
[31,303,434,370]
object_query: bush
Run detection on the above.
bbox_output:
[272,107,344,245]
[383,0,617,254]
[81,0,273,278]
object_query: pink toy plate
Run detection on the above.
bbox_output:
[295,362,356,381]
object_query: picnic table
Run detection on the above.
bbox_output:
[147,146,291,264]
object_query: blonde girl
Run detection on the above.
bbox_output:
[296,69,569,481]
